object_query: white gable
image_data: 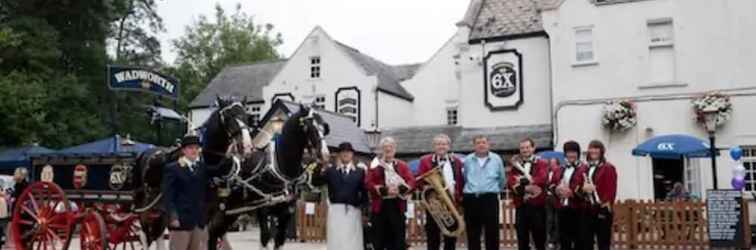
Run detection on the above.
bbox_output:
[263,27,380,129]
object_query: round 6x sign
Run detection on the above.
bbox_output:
[73,164,88,189]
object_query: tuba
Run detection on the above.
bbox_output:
[416,167,465,237]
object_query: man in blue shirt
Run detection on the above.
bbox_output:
[462,135,506,250]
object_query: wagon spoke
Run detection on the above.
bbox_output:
[47,228,64,243]
[19,219,36,225]
[28,192,40,212]
[21,205,40,221]
[47,223,68,229]
[49,213,65,223]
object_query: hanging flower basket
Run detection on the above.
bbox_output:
[602,100,638,132]
[692,92,733,128]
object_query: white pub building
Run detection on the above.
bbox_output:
[189,0,756,223]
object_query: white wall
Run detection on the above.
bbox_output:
[544,0,756,205]
[377,91,413,128]
[188,107,215,130]
[399,27,552,128]
[543,0,756,103]
[556,93,756,200]
[263,27,379,129]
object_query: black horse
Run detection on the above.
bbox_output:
[133,96,254,247]
[206,104,330,250]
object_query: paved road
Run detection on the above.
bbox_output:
[6,227,523,250]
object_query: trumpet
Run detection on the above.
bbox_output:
[558,181,570,206]
[416,167,465,237]
[511,156,539,200]
[583,173,600,205]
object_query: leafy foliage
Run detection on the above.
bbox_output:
[0,1,283,149]
[169,3,283,111]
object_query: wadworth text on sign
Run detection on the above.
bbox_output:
[108,65,179,99]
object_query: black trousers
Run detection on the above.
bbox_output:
[545,196,559,244]
[558,208,586,250]
[515,204,546,250]
[371,199,407,250]
[425,211,457,250]
[583,208,613,250]
[463,193,500,250]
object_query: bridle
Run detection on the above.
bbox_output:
[217,108,331,215]
[300,108,330,161]
[217,102,253,157]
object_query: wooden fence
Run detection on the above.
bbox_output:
[295,199,748,248]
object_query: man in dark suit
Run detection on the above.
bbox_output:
[162,134,210,250]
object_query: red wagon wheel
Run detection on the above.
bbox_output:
[11,182,73,250]
[106,206,144,250]
[80,211,107,250]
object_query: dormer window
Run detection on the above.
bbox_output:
[310,56,321,78]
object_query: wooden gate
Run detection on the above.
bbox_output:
[295,199,745,248]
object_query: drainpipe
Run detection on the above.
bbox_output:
[374,86,380,129]
[552,86,756,142]
[547,37,556,148]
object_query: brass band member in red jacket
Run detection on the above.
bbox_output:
[506,138,549,250]
[580,140,617,250]
[416,134,464,250]
[365,137,416,250]
[552,141,589,250]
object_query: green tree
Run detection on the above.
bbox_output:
[0,72,48,145]
[107,0,170,145]
[110,0,165,66]
[169,3,283,111]
[0,0,113,148]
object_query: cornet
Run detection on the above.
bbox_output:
[511,156,540,200]
[371,157,410,200]
[583,173,600,205]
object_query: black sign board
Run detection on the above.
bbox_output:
[707,189,747,248]
[108,65,179,99]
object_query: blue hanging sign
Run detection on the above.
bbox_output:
[108,65,179,99]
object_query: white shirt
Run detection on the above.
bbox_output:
[476,156,488,168]
[588,161,599,180]
[434,154,456,195]
[520,155,535,174]
[562,165,576,185]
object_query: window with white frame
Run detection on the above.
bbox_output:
[247,105,262,126]
[314,96,326,110]
[648,20,676,83]
[310,56,321,78]
[574,27,595,63]
[684,158,702,198]
[742,146,756,192]
[446,107,458,125]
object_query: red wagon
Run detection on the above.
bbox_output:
[10,153,149,250]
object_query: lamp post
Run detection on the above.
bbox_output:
[702,106,719,189]
[270,116,285,134]
[365,128,382,155]
[270,116,286,142]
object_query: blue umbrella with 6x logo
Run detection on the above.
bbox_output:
[631,134,718,159]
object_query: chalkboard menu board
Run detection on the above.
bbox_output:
[706,189,746,248]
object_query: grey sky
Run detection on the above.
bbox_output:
[157,0,469,65]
